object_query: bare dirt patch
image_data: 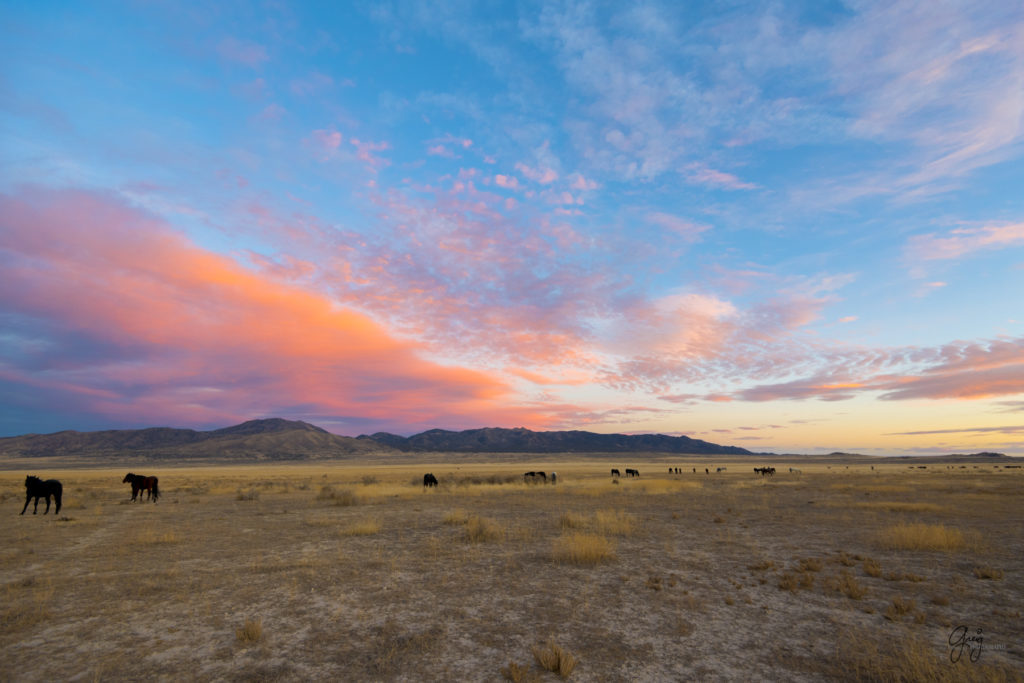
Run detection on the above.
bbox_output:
[1,462,1022,681]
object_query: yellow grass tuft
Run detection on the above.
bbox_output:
[551,533,615,565]
[340,519,382,536]
[593,509,636,535]
[877,523,968,552]
[973,565,1004,580]
[134,530,182,545]
[464,515,505,543]
[531,639,578,679]
[443,508,470,525]
[235,616,263,645]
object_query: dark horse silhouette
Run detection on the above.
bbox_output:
[123,473,160,502]
[423,473,438,488]
[21,476,62,515]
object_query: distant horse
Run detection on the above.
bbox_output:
[610,469,621,478]
[123,473,160,502]
[550,472,557,484]
[423,473,438,488]
[525,471,536,482]
[625,468,639,478]
[21,476,62,515]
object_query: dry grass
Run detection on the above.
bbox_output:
[877,523,969,552]
[0,462,1020,681]
[464,514,505,543]
[340,519,382,536]
[862,557,883,577]
[531,639,578,679]
[973,565,1005,580]
[551,533,615,565]
[236,617,263,645]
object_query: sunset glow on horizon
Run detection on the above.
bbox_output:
[2,2,1023,455]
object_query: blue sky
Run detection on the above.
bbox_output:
[2,1,1023,454]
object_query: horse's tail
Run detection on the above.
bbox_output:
[152,478,160,502]
[54,481,63,515]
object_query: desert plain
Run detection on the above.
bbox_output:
[1,457,1021,682]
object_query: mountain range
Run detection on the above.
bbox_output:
[0,418,755,462]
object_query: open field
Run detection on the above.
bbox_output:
[1,459,1022,681]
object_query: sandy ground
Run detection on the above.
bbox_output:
[0,460,1021,682]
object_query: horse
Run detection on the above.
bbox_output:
[21,476,62,515]
[123,473,160,502]
[610,469,621,478]
[625,468,639,478]
[423,473,438,488]
[525,471,536,482]
[550,472,557,484]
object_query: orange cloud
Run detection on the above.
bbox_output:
[0,187,554,433]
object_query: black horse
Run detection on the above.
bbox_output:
[123,473,160,502]
[610,468,621,478]
[21,476,62,515]
[625,468,640,478]
[423,473,438,488]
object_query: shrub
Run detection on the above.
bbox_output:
[863,558,882,577]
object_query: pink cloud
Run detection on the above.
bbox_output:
[0,187,556,432]
[350,137,391,171]
[646,212,711,242]
[494,174,519,189]
[515,162,559,184]
[290,72,335,96]
[569,174,598,191]
[428,145,455,158]
[682,163,758,190]
[906,222,1024,261]
[217,37,269,68]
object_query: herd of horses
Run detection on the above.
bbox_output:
[21,464,788,513]
[18,473,159,515]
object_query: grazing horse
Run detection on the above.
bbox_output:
[550,472,557,484]
[423,473,438,488]
[610,469,621,478]
[625,468,639,478]
[21,476,62,515]
[123,473,160,502]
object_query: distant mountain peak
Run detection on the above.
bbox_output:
[212,418,327,436]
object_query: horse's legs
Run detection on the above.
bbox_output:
[43,495,51,514]
[33,497,40,514]
[20,496,30,515]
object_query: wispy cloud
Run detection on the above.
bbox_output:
[906,223,1024,261]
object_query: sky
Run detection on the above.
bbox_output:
[2,1,1023,455]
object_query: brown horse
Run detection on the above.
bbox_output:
[123,473,160,502]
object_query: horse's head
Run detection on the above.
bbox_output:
[25,475,39,486]
[123,473,134,483]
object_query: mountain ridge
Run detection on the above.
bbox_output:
[0,418,757,460]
